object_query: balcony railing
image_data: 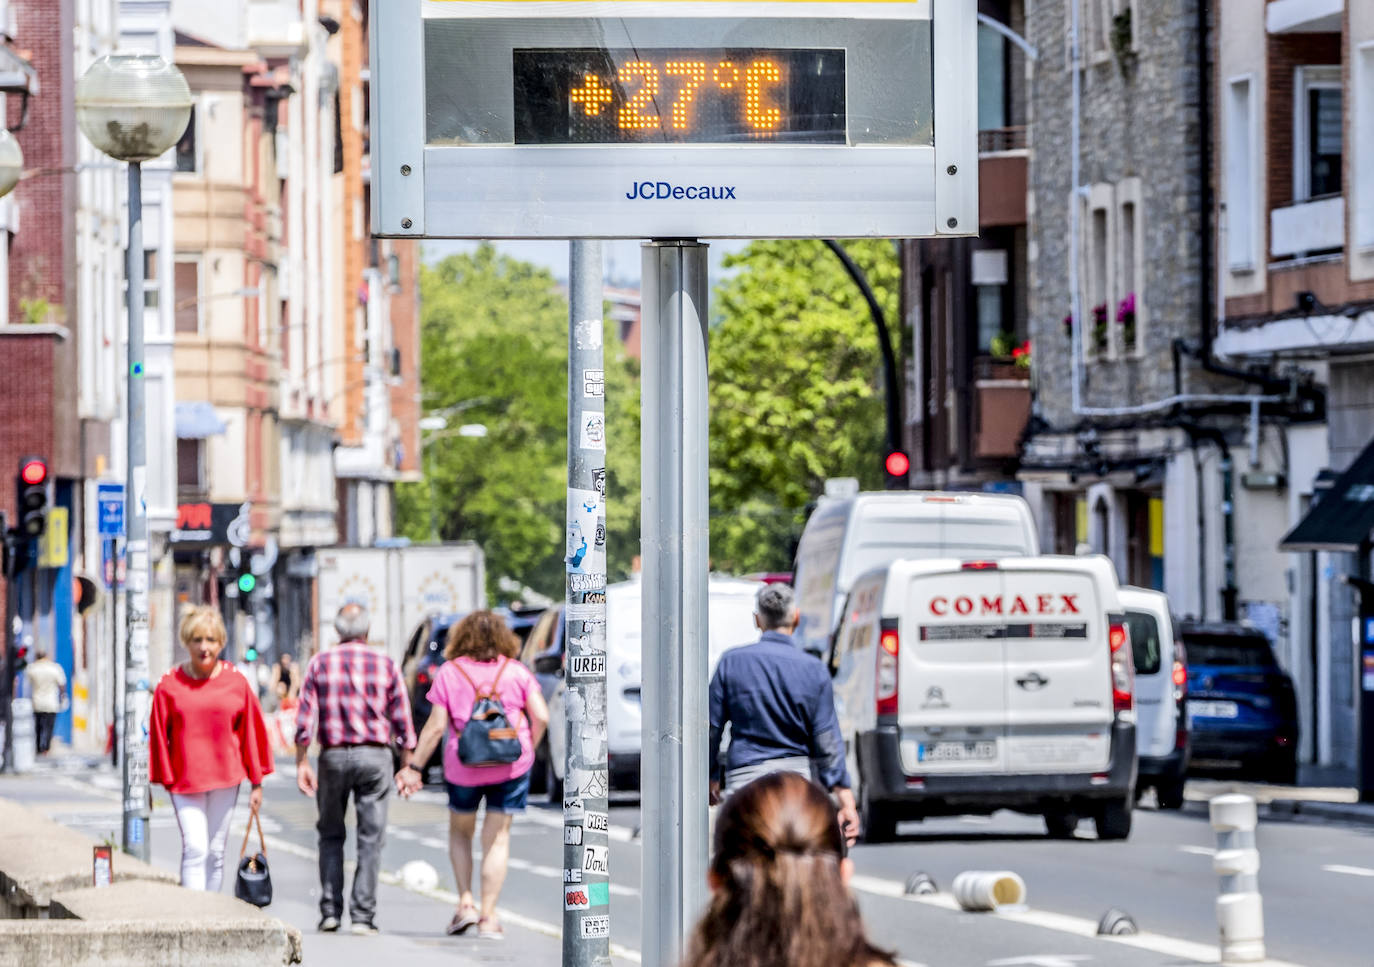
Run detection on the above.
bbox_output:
[978,126,1027,155]
[1271,195,1344,258]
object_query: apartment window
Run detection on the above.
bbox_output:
[175,106,197,173]
[1356,44,1374,250]
[1091,208,1110,356]
[1226,76,1258,270]
[1117,177,1145,356]
[972,248,1009,353]
[142,250,158,310]
[1294,67,1342,202]
[177,439,204,492]
[174,258,200,334]
[977,24,1006,131]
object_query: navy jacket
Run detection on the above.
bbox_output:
[708,630,851,789]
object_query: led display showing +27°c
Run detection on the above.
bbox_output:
[512,48,846,145]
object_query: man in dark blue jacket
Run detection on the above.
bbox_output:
[709,584,860,844]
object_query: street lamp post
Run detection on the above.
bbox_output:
[0,127,23,775]
[75,54,192,862]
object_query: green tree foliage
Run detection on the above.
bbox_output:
[396,245,641,600]
[707,239,898,574]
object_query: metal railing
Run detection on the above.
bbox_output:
[978,125,1028,154]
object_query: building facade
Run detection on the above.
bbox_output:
[1213,0,1373,778]
[904,0,1031,492]
[1019,0,1322,737]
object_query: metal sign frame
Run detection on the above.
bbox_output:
[371,0,977,239]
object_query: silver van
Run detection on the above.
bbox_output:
[1119,588,1189,807]
[792,492,1040,657]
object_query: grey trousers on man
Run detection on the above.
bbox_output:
[316,745,393,923]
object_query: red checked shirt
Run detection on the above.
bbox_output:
[294,640,417,750]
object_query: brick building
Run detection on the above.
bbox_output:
[0,0,121,757]
[1212,0,1374,780]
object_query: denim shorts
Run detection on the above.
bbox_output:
[446,772,531,814]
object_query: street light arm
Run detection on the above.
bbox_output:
[823,240,903,457]
[976,13,1040,61]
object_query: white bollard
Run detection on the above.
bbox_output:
[1209,794,1265,963]
[951,870,1027,912]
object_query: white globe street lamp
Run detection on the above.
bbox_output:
[74,55,192,163]
[0,129,24,200]
[74,54,191,864]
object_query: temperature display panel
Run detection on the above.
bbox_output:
[512,48,845,145]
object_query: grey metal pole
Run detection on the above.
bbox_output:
[640,240,710,967]
[122,161,152,861]
[564,239,610,966]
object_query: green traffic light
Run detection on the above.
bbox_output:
[238,573,256,594]
[245,647,258,662]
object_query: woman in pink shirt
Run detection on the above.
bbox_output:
[397,610,548,940]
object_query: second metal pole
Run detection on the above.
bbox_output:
[564,239,610,967]
[641,240,710,967]
[122,161,152,861]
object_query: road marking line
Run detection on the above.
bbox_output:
[419,836,448,850]
[390,828,418,841]
[1178,845,1216,856]
[1322,864,1374,877]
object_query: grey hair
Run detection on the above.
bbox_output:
[334,602,371,641]
[755,584,796,631]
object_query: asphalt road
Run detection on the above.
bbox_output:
[9,759,1372,967]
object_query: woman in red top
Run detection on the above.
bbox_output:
[150,605,272,892]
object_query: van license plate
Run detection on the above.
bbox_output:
[917,741,997,762]
[1188,699,1238,719]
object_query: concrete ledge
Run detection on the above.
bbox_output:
[0,918,301,967]
[0,799,176,917]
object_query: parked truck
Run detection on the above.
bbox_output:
[314,543,486,664]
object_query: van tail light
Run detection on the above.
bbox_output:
[1108,620,1134,713]
[961,561,999,571]
[876,622,899,718]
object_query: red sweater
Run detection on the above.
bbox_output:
[149,663,273,794]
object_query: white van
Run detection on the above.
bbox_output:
[542,576,763,796]
[1118,587,1189,809]
[830,555,1137,841]
[792,492,1039,657]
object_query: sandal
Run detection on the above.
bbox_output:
[446,905,480,936]
[477,917,505,941]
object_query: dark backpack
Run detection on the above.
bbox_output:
[454,658,523,767]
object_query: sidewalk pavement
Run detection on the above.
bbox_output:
[0,750,570,967]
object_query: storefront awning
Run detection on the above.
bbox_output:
[1280,437,1374,552]
[175,401,227,439]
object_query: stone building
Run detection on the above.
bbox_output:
[1018,0,1322,670]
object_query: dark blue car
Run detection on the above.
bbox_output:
[1180,622,1298,784]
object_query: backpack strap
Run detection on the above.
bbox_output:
[452,656,509,701]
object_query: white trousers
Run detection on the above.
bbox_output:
[171,785,241,892]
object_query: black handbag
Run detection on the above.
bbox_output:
[234,804,273,907]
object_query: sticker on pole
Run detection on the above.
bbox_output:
[371,1,977,239]
[580,915,611,938]
[566,488,605,575]
[569,653,606,679]
[582,845,610,874]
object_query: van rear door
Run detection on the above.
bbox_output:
[899,569,1010,776]
[998,564,1112,774]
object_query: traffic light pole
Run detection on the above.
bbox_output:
[122,161,152,861]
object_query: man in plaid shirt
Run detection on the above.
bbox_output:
[295,602,416,935]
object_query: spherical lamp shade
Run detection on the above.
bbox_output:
[0,129,24,199]
[75,55,193,163]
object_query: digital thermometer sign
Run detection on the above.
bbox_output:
[512,48,846,144]
[372,0,977,239]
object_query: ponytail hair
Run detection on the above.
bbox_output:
[685,772,895,967]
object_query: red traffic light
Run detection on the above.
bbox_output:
[19,459,47,486]
[884,450,910,478]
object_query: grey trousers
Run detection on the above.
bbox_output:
[724,755,813,791]
[316,745,393,922]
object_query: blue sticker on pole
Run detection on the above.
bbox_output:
[1365,618,1374,645]
[97,483,126,538]
[129,817,144,846]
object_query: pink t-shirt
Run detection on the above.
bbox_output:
[427,656,539,787]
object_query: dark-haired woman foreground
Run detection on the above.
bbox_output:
[687,771,897,967]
